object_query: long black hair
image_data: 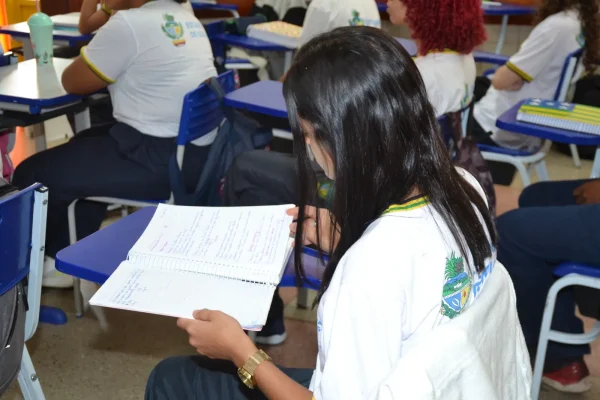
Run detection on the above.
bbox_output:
[283,27,497,304]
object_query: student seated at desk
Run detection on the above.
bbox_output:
[472,0,599,185]
[497,179,600,392]
[386,0,486,116]
[222,0,487,345]
[262,0,381,80]
[146,27,525,400]
[12,0,217,288]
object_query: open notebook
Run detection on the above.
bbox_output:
[90,204,294,330]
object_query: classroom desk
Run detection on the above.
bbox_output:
[210,33,295,71]
[0,22,92,60]
[481,2,536,54]
[496,100,600,178]
[0,58,91,151]
[225,80,286,118]
[55,206,324,298]
[191,1,240,17]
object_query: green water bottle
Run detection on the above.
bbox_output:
[27,12,54,65]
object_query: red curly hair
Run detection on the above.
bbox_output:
[403,0,487,55]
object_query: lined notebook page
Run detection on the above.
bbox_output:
[129,204,294,284]
[90,261,275,330]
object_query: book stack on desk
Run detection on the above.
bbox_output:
[247,21,302,49]
[516,99,600,136]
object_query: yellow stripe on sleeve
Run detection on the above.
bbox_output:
[505,62,533,83]
[101,3,113,16]
[80,47,116,84]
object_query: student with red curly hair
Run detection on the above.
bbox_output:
[473,0,599,185]
[386,0,487,116]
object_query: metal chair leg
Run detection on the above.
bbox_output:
[297,288,310,309]
[18,345,46,400]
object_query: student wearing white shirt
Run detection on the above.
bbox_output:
[12,0,217,288]
[145,27,519,400]
[472,0,599,185]
[386,0,487,116]
[299,0,380,46]
[221,0,488,344]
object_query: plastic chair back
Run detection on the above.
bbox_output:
[176,70,236,146]
[0,185,37,297]
[553,48,584,102]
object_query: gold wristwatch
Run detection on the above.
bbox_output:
[238,349,272,389]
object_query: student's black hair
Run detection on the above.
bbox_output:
[172,0,187,3]
[284,27,497,304]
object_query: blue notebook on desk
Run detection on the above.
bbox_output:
[517,99,600,135]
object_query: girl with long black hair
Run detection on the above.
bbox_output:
[145,27,524,399]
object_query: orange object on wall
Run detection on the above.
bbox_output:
[0,0,9,51]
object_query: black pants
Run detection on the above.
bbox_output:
[223,150,327,325]
[472,76,517,186]
[497,180,600,371]
[223,151,298,326]
[12,122,211,258]
[145,356,313,399]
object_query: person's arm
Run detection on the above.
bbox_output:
[62,13,136,95]
[492,22,557,92]
[79,0,110,34]
[178,310,313,400]
[491,65,525,91]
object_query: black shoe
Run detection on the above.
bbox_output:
[255,318,287,345]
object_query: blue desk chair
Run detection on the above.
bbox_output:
[531,262,600,399]
[0,184,48,399]
[191,1,240,18]
[67,71,237,318]
[478,48,584,185]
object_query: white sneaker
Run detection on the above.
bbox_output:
[42,256,74,288]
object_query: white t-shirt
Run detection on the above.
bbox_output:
[300,0,381,46]
[473,10,583,150]
[182,1,194,14]
[81,0,217,144]
[309,169,496,399]
[415,52,476,117]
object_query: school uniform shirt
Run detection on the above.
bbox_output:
[182,1,194,14]
[309,168,496,399]
[81,0,217,145]
[299,0,381,46]
[473,10,583,150]
[414,51,476,117]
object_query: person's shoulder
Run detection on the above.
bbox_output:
[338,213,427,281]
[532,10,580,36]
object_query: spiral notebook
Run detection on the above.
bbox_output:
[517,99,600,136]
[90,204,294,330]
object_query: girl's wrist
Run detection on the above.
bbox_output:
[232,334,259,368]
